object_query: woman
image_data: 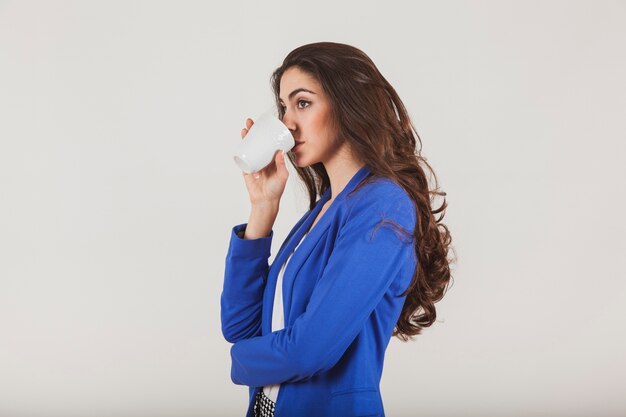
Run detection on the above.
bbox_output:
[221,42,454,417]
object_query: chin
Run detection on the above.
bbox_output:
[298,160,320,169]
[292,155,310,168]
[292,151,321,169]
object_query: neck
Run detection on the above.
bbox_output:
[322,144,365,201]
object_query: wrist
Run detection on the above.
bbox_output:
[251,201,280,213]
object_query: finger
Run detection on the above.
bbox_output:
[241,128,247,139]
[276,150,288,174]
[246,118,254,129]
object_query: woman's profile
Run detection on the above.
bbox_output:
[221,41,454,417]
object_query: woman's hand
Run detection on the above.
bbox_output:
[241,118,289,207]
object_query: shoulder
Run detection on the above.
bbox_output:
[347,176,414,211]
[343,177,416,230]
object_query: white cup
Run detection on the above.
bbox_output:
[233,110,295,174]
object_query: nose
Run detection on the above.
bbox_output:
[281,110,297,132]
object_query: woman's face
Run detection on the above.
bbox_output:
[279,66,341,168]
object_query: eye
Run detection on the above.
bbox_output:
[279,100,310,113]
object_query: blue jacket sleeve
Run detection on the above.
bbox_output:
[229,190,417,387]
[221,223,273,344]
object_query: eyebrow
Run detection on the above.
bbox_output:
[279,88,317,102]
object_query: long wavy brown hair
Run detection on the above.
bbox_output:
[270,42,455,341]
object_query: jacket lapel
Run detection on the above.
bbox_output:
[262,164,372,334]
[261,197,328,335]
[281,165,374,326]
[280,189,332,325]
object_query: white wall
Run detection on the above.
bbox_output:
[1,1,625,416]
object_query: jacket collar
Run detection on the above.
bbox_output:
[286,163,371,257]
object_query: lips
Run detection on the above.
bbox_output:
[292,141,304,151]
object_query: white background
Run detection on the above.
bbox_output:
[1,1,625,416]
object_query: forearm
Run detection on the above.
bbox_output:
[222,223,273,343]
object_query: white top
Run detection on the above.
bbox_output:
[262,231,308,403]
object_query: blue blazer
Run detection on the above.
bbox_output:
[221,164,417,417]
